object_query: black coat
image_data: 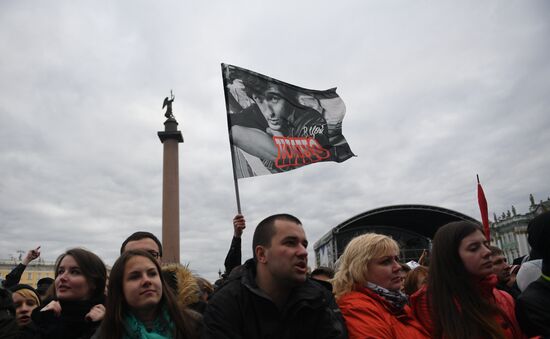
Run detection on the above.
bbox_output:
[223,236,242,275]
[31,298,103,339]
[15,323,40,339]
[1,265,26,290]
[516,276,550,337]
[202,259,347,339]
[0,287,18,339]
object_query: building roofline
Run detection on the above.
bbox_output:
[314,204,477,250]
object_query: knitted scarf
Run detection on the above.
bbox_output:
[366,282,408,310]
[123,308,175,339]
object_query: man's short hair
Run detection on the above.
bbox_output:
[311,266,335,279]
[36,277,54,296]
[489,245,504,256]
[120,231,163,257]
[527,211,550,261]
[252,214,302,260]
[236,74,302,108]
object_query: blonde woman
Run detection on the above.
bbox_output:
[332,233,429,339]
[8,284,41,338]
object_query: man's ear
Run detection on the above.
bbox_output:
[255,245,268,264]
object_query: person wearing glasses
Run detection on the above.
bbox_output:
[120,231,163,264]
[120,231,203,316]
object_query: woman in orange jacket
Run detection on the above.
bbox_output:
[410,221,525,339]
[332,233,430,339]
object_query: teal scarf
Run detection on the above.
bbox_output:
[123,308,175,339]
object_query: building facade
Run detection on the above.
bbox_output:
[490,194,550,264]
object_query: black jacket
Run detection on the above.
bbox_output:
[516,276,550,337]
[31,298,103,339]
[1,265,26,290]
[224,236,242,275]
[202,259,347,339]
[496,281,520,299]
[0,288,18,339]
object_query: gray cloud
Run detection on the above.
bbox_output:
[1,1,549,282]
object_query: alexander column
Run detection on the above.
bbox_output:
[158,91,183,264]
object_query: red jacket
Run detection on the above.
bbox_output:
[409,274,525,338]
[337,285,430,339]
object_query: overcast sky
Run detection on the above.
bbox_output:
[1,1,549,282]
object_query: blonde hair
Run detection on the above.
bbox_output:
[332,233,399,299]
[13,288,40,307]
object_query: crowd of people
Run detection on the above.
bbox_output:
[1,210,549,338]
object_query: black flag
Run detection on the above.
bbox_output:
[222,63,354,178]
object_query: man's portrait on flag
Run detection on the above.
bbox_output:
[222,64,354,178]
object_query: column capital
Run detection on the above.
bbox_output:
[158,118,183,143]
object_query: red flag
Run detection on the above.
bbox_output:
[477,175,490,241]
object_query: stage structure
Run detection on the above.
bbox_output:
[157,92,184,264]
[314,204,478,268]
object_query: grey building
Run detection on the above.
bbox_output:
[490,194,550,264]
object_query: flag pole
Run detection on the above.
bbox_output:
[221,63,242,214]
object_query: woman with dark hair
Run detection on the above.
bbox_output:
[411,221,525,339]
[31,248,107,339]
[98,250,201,339]
[332,233,429,339]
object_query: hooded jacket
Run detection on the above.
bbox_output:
[410,274,524,338]
[161,264,205,318]
[337,285,429,339]
[161,264,201,307]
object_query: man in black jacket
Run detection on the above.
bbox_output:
[516,211,550,337]
[202,213,347,339]
[489,246,520,299]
